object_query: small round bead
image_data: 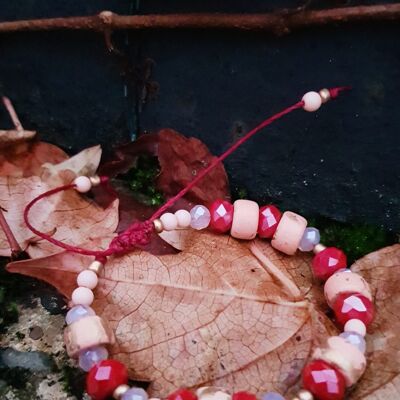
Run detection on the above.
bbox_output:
[175,209,192,228]
[344,319,367,337]
[258,204,282,239]
[302,359,346,400]
[121,387,149,400]
[74,176,92,193]
[313,243,327,254]
[312,247,347,281]
[90,175,102,186]
[209,200,234,233]
[71,287,94,306]
[333,292,374,327]
[88,260,104,275]
[196,386,231,400]
[261,392,285,400]
[160,213,178,231]
[113,385,130,399]
[339,331,366,353]
[77,270,98,289]
[168,389,198,400]
[153,219,163,233]
[295,390,314,400]
[302,91,322,112]
[299,227,320,252]
[79,346,108,371]
[86,359,128,400]
[65,305,95,325]
[190,205,211,230]
[232,392,256,400]
[319,88,331,103]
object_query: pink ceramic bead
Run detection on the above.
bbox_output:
[72,287,94,306]
[344,319,367,337]
[160,213,178,231]
[313,335,367,386]
[271,211,307,255]
[302,91,322,112]
[175,209,191,228]
[73,176,92,193]
[77,270,99,290]
[324,271,372,308]
[64,315,115,358]
[230,200,259,240]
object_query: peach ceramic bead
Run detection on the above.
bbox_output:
[230,200,259,240]
[160,213,178,231]
[71,287,94,306]
[175,209,191,228]
[271,211,307,255]
[313,335,366,386]
[324,270,372,308]
[302,91,322,112]
[77,270,98,290]
[73,176,92,193]
[64,315,115,358]
[344,319,367,337]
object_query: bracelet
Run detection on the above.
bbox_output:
[23,88,360,400]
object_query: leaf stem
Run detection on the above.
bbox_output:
[2,96,23,131]
[0,206,23,258]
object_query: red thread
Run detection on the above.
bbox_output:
[23,88,348,257]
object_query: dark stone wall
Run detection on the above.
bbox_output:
[0,1,399,230]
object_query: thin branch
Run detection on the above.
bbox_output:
[0,4,399,34]
[0,206,22,258]
[2,96,23,131]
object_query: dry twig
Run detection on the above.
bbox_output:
[0,4,399,35]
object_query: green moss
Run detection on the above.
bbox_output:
[59,364,85,399]
[122,155,164,206]
[0,285,19,333]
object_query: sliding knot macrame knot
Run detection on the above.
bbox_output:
[108,220,154,254]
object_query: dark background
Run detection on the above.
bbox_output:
[0,1,399,230]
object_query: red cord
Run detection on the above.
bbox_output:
[23,88,348,258]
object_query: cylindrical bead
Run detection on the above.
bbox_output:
[64,315,116,358]
[230,200,259,240]
[271,211,307,255]
[312,336,367,386]
[324,271,372,307]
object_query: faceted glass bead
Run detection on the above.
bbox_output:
[261,392,285,400]
[232,392,257,400]
[209,200,234,233]
[190,205,211,230]
[79,346,108,371]
[312,247,347,281]
[257,205,282,239]
[299,227,321,252]
[333,292,374,327]
[302,359,346,400]
[86,359,128,400]
[65,305,95,325]
[122,387,149,400]
[167,389,197,400]
[339,331,366,353]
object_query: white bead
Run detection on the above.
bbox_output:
[77,270,98,289]
[302,91,322,112]
[175,209,191,228]
[344,319,367,337]
[73,176,92,193]
[160,213,178,231]
[190,205,211,230]
[71,287,94,306]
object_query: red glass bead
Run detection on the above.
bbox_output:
[302,359,346,400]
[312,247,347,281]
[209,199,234,233]
[257,204,282,239]
[333,292,374,327]
[86,359,128,400]
[232,392,257,400]
[168,389,197,400]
